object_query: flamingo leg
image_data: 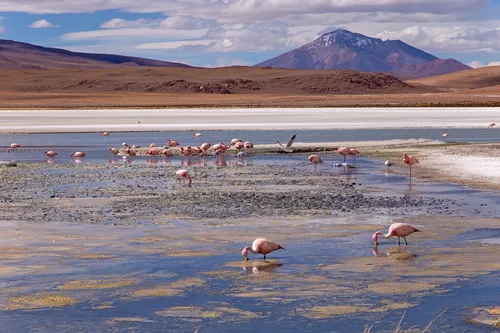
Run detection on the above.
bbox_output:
[343,155,346,163]
[263,255,266,260]
[404,237,408,245]
[409,165,412,179]
[398,237,401,246]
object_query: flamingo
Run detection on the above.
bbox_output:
[167,140,179,147]
[403,153,419,180]
[150,143,158,147]
[122,142,129,147]
[145,149,161,156]
[100,131,110,136]
[372,223,420,246]
[7,143,21,153]
[276,134,296,153]
[176,169,192,187]
[159,149,173,157]
[244,141,254,150]
[234,142,244,151]
[348,148,360,165]
[308,155,323,164]
[70,152,86,158]
[193,132,202,138]
[108,147,120,155]
[337,146,351,163]
[125,147,136,156]
[242,238,285,261]
[385,160,393,167]
[440,132,449,137]
[44,150,58,157]
[489,123,496,128]
[229,138,242,146]
[200,142,211,156]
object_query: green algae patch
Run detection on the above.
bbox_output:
[367,281,438,294]
[156,306,223,321]
[133,286,182,298]
[60,278,135,290]
[78,254,114,260]
[7,293,77,310]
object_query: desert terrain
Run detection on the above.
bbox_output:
[0,66,499,108]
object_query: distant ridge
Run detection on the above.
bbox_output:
[0,39,192,69]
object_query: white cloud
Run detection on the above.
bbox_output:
[160,16,214,29]
[0,0,484,17]
[377,26,500,52]
[63,27,208,41]
[29,19,58,28]
[136,40,215,50]
[468,61,500,68]
[100,18,154,29]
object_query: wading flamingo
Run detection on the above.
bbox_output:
[242,238,285,261]
[489,123,496,128]
[384,160,393,167]
[145,149,161,156]
[276,134,296,153]
[100,131,110,136]
[44,150,58,157]
[7,143,21,153]
[150,143,158,147]
[159,149,173,157]
[193,132,202,138]
[167,140,179,147]
[337,146,351,163]
[372,223,420,246]
[122,142,129,147]
[125,147,136,156]
[234,142,244,151]
[308,155,323,164]
[70,152,86,158]
[108,147,120,155]
[244,141,254,150]
[348,148,360,165]
[229,138,242,146]
[440,132,449,137]
[403,153,419,180]
[176,169,192,187]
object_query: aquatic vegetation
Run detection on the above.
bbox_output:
[7,293,77,310]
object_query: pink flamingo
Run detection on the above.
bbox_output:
[108,147,120,155]
[440,132,449,137]
[244,141,254,150]
[348,148,360,165]
[159,149,173,157]
[229,138,242,146]
[100,131,110,136]
[7,143,21,153]
[44,150,58,157]
[489,123,496,128]
[150,143,158,147]
[337,146,350,163]
[200,142,211,156]
[167,140,179,147]
[176,169,192,187]
[372,223,420,246]
[193,132,202,138]
[70,152,86,158]
[308,155,323,164]
[234,142,244,151]
[145,148,161,156]
[403,153,419,179]
[242,238,285,261]
[126,147,136,156]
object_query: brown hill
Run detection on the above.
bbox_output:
[0,39,191,69]
[393,59,472,79]
[408,65,500,91]
[0,67,416,95]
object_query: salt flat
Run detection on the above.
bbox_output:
[1,107,500,133]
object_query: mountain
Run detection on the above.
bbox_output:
[393,59,472,79]
[255,29,471,78]
[0,39,191,69]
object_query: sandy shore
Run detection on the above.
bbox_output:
[1,107,500,133]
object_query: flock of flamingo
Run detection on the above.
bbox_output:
[5,131,424,260]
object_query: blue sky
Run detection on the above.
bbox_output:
[0,0,500,67]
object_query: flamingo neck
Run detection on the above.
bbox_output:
[244,246,257,254]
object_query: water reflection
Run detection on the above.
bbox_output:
[242,262,284,274]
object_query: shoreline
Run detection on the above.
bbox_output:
[1,107,500,133]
